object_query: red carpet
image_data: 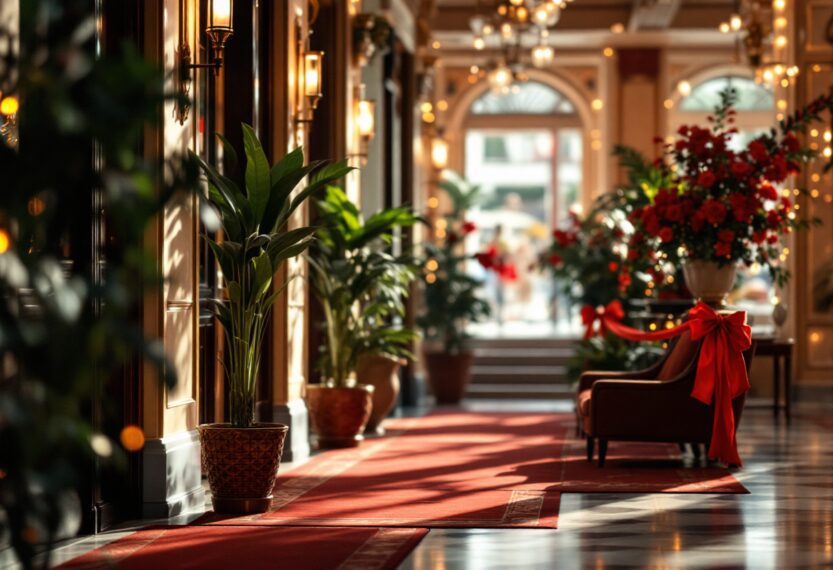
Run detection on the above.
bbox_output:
[196,412,746,531]
[55,526,427,570]
[200,412,563,528]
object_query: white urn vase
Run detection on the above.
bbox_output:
[682,260,737,307]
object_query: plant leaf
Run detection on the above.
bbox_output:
[241,123,271,228]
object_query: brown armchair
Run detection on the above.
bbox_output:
[575,331,755,467]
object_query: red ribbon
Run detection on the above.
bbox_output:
[580,300,626,340]
[587,301,752,466]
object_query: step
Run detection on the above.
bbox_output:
[467,338,579,350]
[472,349,574,368]
[470,365,569,383]
[465,383,574,399]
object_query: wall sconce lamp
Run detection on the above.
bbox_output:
[431,134,449,171]
[0,94,19,148]
[176,0,234,124]
[296,50,325,124]
[352,84,376,164]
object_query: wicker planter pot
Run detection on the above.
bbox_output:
[199,423,288,514]
[356,354,402,435]
[682,260,737,307]
[424,351,473,405]
[307,384,374,449]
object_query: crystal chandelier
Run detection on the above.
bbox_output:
[470,0,573,91]
[718,1,798,87]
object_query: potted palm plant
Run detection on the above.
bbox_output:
[307,186,421,445]
[193,124,350,513]
[418,172,490,404]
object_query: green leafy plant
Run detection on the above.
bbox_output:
[308,186,421,386]
[193,126,351,427]
[418,172,490,353]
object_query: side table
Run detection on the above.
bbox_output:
[755,337,795,422]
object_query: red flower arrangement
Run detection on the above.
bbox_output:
[628,88,829,286]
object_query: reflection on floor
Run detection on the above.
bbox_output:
[3,399,832,569]
[399,399,833,570]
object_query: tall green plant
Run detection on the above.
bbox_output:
[308,186,421,386]
[417,172,490,353]
[192,126,351,427]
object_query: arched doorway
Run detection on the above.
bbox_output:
[457,80,588,335]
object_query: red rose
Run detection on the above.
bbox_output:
[627,249,639,261]
[665,204,683,222]
[759,184,779,201]
[447,231,459,244]
[659,227,674,243]
[608,261,619,272]
[618,271,632,290]
[749,140,768,163]
[553,229,576,247]
[782,133,800,153]
[728,194,751,222]
[767,234,779,244]
[718,229,735,243]
[765,154,789,183]
[476,245,498,269]
[548,253,562,266]
[780,196,792,210]
[752,230,767,244]
[700,199,727,225]
[690,211,706,232]
[697,171,717,189]
[767,210,782,229]
[462,221,477,234]
[715,241,732,258]
[731,161,753,177]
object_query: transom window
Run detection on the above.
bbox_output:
[470,81,576,115]
[678,76,774,112]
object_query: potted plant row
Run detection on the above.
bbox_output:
[307,186,421,446]
[193,124,351,514]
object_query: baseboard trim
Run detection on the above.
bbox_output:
[142,430,205,519]
[272,398,310,463]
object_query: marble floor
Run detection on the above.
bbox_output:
[2,398,832,569]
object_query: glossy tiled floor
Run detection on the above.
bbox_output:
[2,398,832,569]
[399,399,833,570]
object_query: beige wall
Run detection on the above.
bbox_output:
[142,0,200,440]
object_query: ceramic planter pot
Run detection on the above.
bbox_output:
[682,260,737,307]
[356,354,402,435]
[307,384,374,449]
[199,423,288,514]
[424,350,474,405]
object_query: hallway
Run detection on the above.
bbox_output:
[8,399,830,569]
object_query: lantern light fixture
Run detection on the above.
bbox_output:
[295,32,326,125]
[176,0,234,124]
[352,84,376,165]
[431,136,449,171]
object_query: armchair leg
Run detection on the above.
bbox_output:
[586,436,594,461]
[691,443,702,460]
[598,438,608,468]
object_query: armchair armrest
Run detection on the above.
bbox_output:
[578,356,665,391]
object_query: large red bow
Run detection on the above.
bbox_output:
[581,300,625,340]
[594,301,752,466]
[687,303,752,466]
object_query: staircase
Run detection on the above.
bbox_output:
[465,337,578,400]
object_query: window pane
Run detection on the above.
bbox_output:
[470,81,576,115]
[679,76,774,111]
